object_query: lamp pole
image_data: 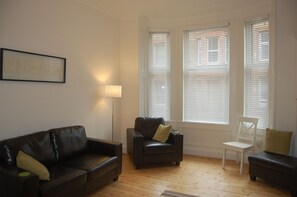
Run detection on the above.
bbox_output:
[105,85,122,141]
[111,97,115,141]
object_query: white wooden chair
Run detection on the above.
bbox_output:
[222,117,258,174]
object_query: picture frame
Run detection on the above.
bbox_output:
[0,48,66,83]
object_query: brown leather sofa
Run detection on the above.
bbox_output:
[248,152,297,197]
[127,117,183,169]
[0,125,122,197]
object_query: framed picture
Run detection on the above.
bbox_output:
[0,48,66,83]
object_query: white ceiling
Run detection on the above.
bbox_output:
[77,0,271,20]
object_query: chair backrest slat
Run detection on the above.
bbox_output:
[236,117,258,150]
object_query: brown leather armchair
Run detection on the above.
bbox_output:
[127,117,183,169]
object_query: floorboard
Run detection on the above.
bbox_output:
[88,154,291,197]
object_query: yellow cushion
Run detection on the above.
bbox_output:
[16,151,50,181]
[264,128,292,155]
[152,124,172,143]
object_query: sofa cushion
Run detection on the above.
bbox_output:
[153,125,172,143]
[135,117,165,140]
[16,151,50,180]
[248,152,297,176]
[143,140,175,155]
[39,166,87,197]
[264,128,292,155]
[50,126,87,161]
[0,131,56,166]
[61,153,117,182]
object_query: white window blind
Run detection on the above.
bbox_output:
[184,27,230,124]
[197,38,202,65]
[207,36,219,64]
[244,19,269,129]
[147,32,170,120]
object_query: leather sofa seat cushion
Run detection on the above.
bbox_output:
[0,131,56,166]
[39,166,87,197]
[144,140,175,155]
[135,117,164,139]
[249,152,297,175]
[61,153,117,182]
[50,126,87,161]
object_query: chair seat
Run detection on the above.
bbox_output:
[61,153,118,182]
[40,166,87,197]
[143,140,175,155]
[223,141,253,150]
[249,152,297,175]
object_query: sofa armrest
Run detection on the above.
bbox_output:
[168,130,183,143]
[87,138,122,175]
[126,128,144,167]
[87,138,121,155]
[0,162,39,197]
[168,131,183,161]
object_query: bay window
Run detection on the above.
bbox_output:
[141,19,272,128]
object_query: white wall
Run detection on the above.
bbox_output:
[275,0,297,155]
[0,0,120,140]
[119,0,297,158]
[1,0,296,160]
[119,19,141,144]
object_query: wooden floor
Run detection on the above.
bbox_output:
[88,154,291,197]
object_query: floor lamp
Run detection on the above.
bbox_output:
[105,85,122,141]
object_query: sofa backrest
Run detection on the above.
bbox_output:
[0,131,56,166]
[49,125,87,161]
[134,117,165,139]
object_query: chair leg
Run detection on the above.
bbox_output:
[240,153,243,174]
[222,148,226,169]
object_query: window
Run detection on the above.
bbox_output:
[146,33,170,120]
[154,42,166,66]
[259,31,269,61]
[197,38,202,65]
[207,36,219,64]
[184,27,230,124]
[225,35,229,64]
[245,19,269,129]
[153,79,166,105]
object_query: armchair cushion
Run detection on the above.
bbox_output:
[135,117,164,139]
[153,124,172,143]
[144,140,175,155]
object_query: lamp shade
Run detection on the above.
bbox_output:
[105,85,122,98]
